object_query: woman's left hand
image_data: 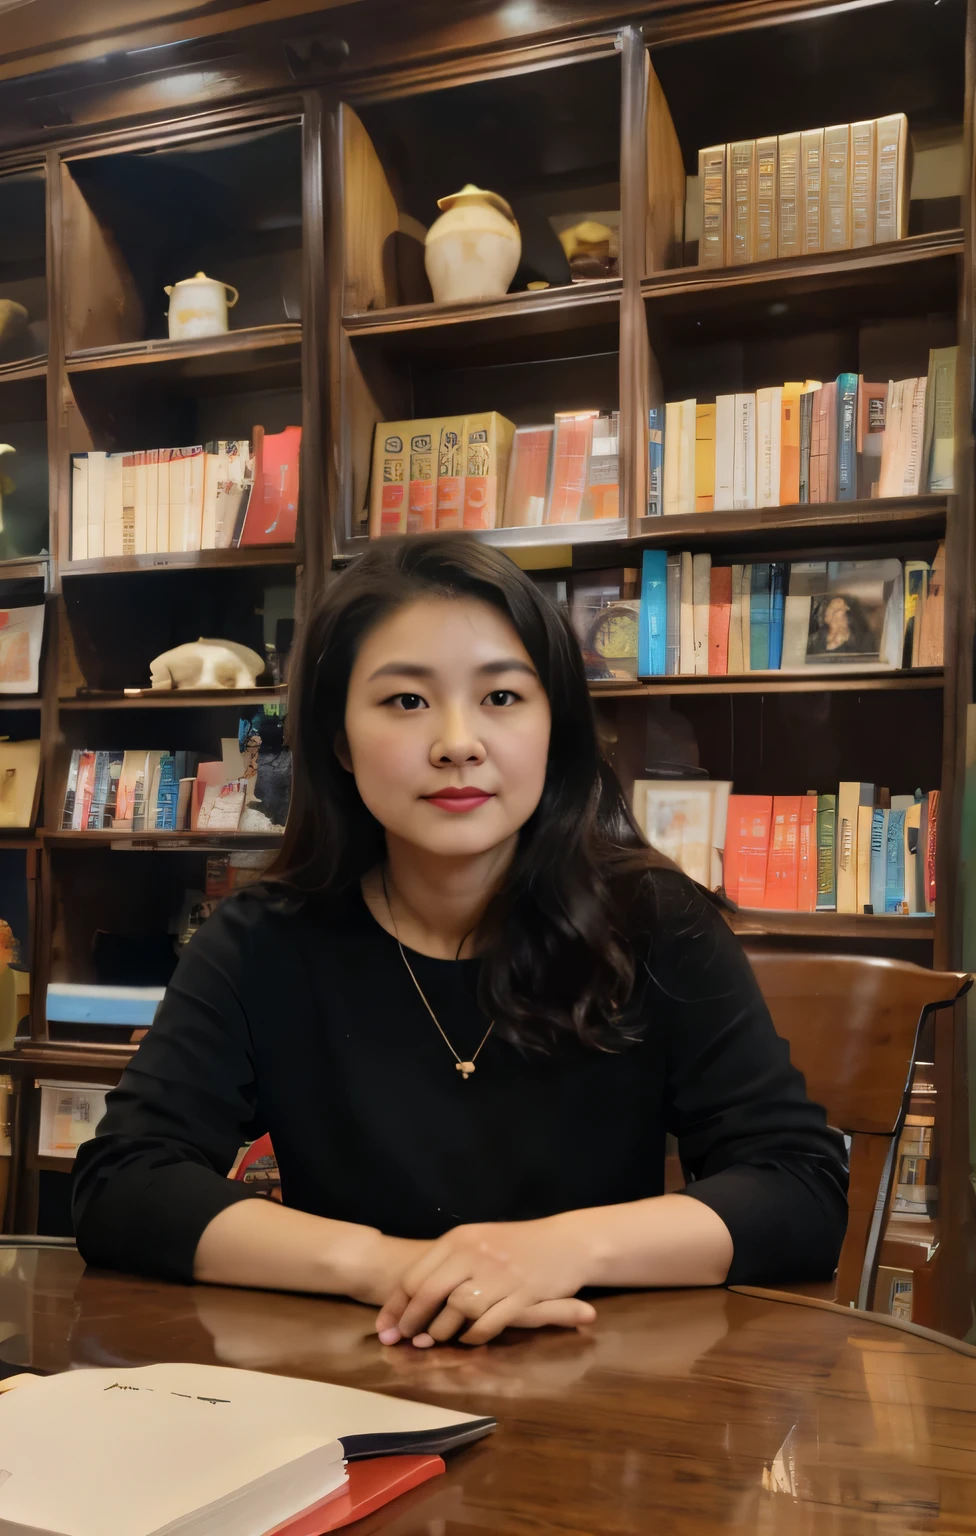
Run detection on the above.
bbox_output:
[374,1216,596,1347]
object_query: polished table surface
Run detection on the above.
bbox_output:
[2,1247,976,1534]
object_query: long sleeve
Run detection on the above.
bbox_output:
[646,874,849,1286]
[72,899,265,1283]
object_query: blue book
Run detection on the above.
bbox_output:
[47,982,165,1027]
[768,562,786,670]
[648,407,664,516]
[749,563,771,670]
[836,373,858,501]
[885,809,907,912]
[638,549,667,676]
[154,753,179,830]
[869,808,887,914]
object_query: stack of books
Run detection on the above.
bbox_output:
[648,348,957,516]
[634,549,941,677]
[635,778,938,916]
[368,409,620,535]
[699,113,909,267]
[61,718,291,836]
[70,425,301,559]
[893,1115,936,1215]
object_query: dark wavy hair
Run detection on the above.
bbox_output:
[269,535,665,1052]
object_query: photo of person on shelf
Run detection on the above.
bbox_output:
[73,535,848,1349]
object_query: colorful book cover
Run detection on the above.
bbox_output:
[724,794,772,907]
[434,417,466,530]
[816,793,837,910]
[648,406,664,516]
[836,373,858,501]
[767,562,786,670]
[869,807,887,914]
[749,562,771,669]
[763,796,801,910]
[797,794,819,912]
[241,425,301,546]
[638,550,667,677]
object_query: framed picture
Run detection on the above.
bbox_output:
[635,779,732,891]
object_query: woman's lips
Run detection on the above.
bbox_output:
[422,789,495,813]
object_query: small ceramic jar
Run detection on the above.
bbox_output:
[163,272,239,340]
[424,185,521,304]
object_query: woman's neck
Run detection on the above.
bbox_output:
[363,835,516,959]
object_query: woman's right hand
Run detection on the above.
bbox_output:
[348,1230,432,1307]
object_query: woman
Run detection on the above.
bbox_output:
[73,536,847,1348]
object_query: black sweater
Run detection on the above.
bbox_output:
[72,871,848,1287]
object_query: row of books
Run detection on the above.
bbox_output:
[648,349,957,517]
[894,1116,935,1216]
[635,777,937,915]
[61,721,291,836]
[69,425,301,560]
[699,113,909,268]
[632,550,943,679]
[368,410,621,535]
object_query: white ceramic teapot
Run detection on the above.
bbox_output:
[163,272,239,341]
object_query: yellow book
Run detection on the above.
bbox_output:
[698,145,726,267]
[875,112,910,243]
[850,119,876,247]
[823,123,851,251]
[801,127,824,254]
[462,412,516,530]
[777,131,802,257]
[695,404,716,512]
[837,782,873,915]
[727,139,757,264]
[368,420,410,538]
[406,422,438,535]
[434,418,466,530]
[756,135,778,261]
[780,382,804,506]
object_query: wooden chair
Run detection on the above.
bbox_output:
[744,950,971,1312]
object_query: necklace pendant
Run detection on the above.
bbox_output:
[456,1061,476,1079]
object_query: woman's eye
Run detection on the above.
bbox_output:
[389,693,428,711]
[484,689,519,707]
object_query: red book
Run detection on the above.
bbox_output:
[708,566,732,674]
[241,425,301,546]
[797,793,819,912]
[723,795,772,907]
[926,789,939,910]
[268,1456,445,1535]
[762,795,802,910]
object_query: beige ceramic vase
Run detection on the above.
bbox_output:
[424,185,521,304]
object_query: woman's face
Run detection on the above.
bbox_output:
[342,596,552,860]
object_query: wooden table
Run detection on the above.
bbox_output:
[2,1246,976,1534]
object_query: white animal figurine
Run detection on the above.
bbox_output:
[149,638,266,691]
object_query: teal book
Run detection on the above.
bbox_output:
[768,562,786,670]
[85,751,111,830]
[154,754,179,831]
[836,373,858,501]
[638,550,667,675]
[885,808,907,912]
[749,563,771,669]
[869,808,887,914]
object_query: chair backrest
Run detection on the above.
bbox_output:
[745,949,971,1310]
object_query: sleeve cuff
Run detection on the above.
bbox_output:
[75,1156,264,1284]
[682,1165,845,1286]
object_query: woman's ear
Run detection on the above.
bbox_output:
[334,729,353,773]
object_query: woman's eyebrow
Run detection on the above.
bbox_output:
[367,658,538,683]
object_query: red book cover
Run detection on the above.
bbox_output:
[723,795,772,906]
[708,566,732,674]
[926,789,939,910]
[267,1456,445,1535]
[241,425,300,546]
[762,795,802,910]
[72,751,97,832]
[797,794,819,912]
[546,414,595,524]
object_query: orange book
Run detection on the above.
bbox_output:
[723,794,772,907]
[763,795,802,910]
[270,1456,445,1535]
[434,418,465,530]
[780,382,803,505]
[797,793,819,911]
[547,412,597,524]
[926,789,939,910]
[240,425,301,546]
[708,565,732,674]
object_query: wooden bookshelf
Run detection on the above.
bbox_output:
[0,0,970,1331]
[58,688,286,710]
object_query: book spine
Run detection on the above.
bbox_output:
[698,144,726,268]
[740,564,752,673]
[767,562,786,669]
[639,550,668,677]
[407,425,436,535]
[869,807,887,913]
[436,419,466,530]
[708,565,732,675]
[728,565,744,673]
[876,113,908,244]
[780,384,802,507]
[665,553,681,675]
[823,123,851,251]
[756,135,778,261]
[87,451,106,560]
[927,347,957,492]
[801,127,824,255]
[755,386,782,508]
[926,790,939,910]
[85,751,110,830]
[903,377,927,495]
[885,809,907,913]
[749,562,771,669]
[695,404,716,512]
[764,797,800,910]
[121,452,137,556]
[836,373,858,501]
[850,119,876,248]
[732,393,756,510]
[678,549,695,674]
[777,132,802,257]
[713,394,735,511]
[103,452,124,558]
[61,749,81,830]
[133,450,148,555]
[71,456,88,562]
[816,794,836,910]
[728,140,757,264]
[692,552,711,676]
[799,391,814,503]
[797,795,819,912]
[647,406,664,516]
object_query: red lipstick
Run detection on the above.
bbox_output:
[423,787,495,813]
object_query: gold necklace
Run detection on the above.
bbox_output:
[382,871,495,1080]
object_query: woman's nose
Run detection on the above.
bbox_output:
[429,705,487,767]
